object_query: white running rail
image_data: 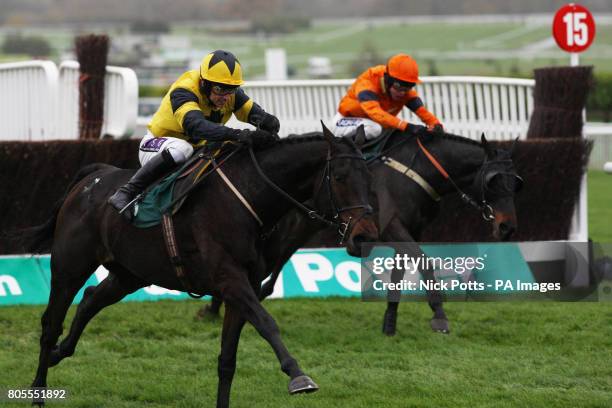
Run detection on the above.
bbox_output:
[226,76,535,140]
[0,60,138,140]
[0,60,58,141]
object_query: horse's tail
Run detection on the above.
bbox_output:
[14,163,111,254]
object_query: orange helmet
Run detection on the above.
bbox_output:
[386,54,421,84]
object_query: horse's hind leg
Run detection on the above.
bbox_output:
[197,296,223,321]
[49,266,146,367]
[216,304,246,408]
[32,256,96,395]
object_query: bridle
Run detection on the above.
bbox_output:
[249,144,372,244]
[369,131,518,222]
[318,150,374,243]
[415,138,522,221]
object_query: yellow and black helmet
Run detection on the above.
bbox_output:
[199,50,244,86]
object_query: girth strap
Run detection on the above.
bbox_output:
[381,155,440,202]
[161,213,205,299]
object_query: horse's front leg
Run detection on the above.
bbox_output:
[220,269,319,403]
[382,216,449,334]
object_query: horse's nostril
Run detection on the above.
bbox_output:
[351,234,376,257]
[353,234,367,246]
[352,233,376,247]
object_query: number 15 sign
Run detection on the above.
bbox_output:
[553,3,596,53]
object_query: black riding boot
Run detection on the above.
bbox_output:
[107,150,176,221]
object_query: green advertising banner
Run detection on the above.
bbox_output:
[0,256,204,306]
[1,242,593,306]
[0,257,50,305]
[280,248,362,298]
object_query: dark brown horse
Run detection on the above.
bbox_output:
[22,126,378,407]
[200,129,523,336]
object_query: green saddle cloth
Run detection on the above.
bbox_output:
[131,144,229,228]
[132,169,184,228]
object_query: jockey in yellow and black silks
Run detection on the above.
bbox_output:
[332,53,443,140]
[108,50,280,220]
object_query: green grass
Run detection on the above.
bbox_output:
[588,170,612,243]
[0,299,611,407]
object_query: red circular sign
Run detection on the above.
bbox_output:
[553,3,596,53]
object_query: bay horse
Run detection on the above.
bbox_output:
[199,129,523,336]
[22,126,378,407]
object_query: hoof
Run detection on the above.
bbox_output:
[288,375,319,395]
[195,305,220,321]
[382,309,397,336]
[430,318,450,334]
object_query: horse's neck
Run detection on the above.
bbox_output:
[252,140,329,221]
[424,137,485,196]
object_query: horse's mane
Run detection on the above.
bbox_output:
[280,133,325,144]
[286,129,483,149]
[435,132,482,148]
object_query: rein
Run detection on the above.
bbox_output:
[415,137,494,221]
[248,146,372,243]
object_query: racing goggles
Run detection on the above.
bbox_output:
[390,80,416,92]
[211,85,238,96]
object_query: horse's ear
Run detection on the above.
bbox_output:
[354,125,366,148]
[511,137,519,157]
[481,133,492,156]
[321,120,335,146]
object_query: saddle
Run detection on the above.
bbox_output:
[132,143,237,228]
[361,128,395,160]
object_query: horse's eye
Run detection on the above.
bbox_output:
[484,173,498,190]
[513,175,524,192]
[486,173,521,194]
[334,174,346,182]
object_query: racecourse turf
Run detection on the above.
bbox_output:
[0,299,611,407]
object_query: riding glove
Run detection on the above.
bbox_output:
[430,123,445,137]
[235,129,278,148]
[259,113,281,134]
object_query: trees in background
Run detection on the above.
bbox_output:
[2,34,51,57]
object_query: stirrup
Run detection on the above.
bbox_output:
[118,194,142,215]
